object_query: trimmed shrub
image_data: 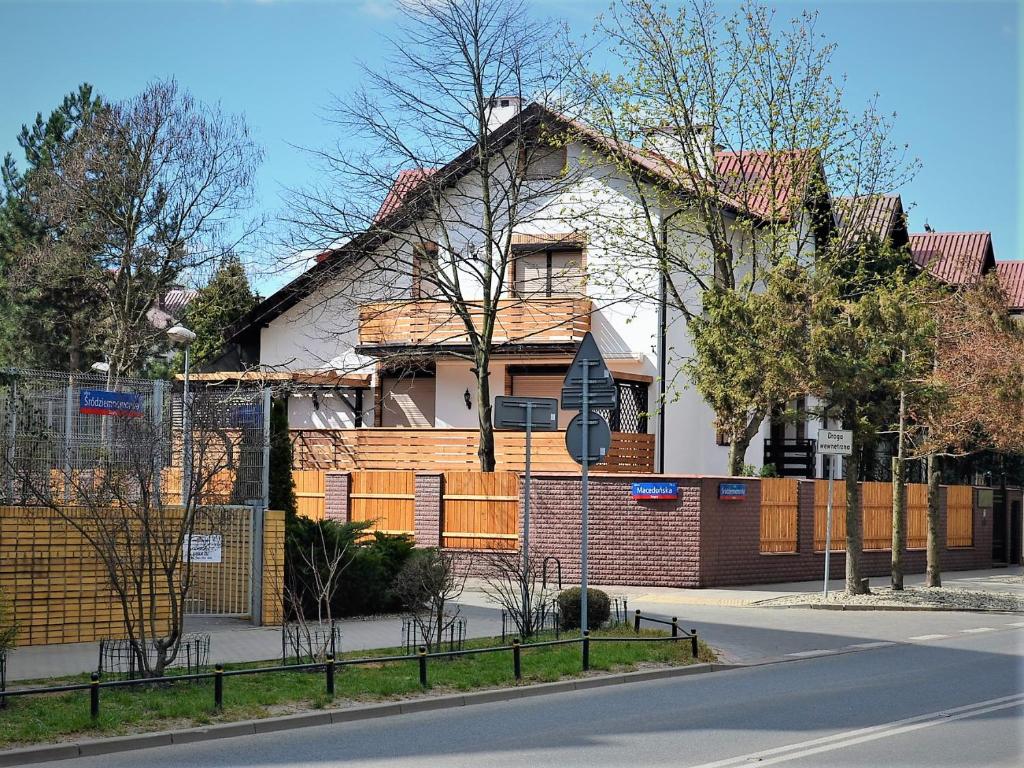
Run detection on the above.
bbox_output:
[557,587,611,630]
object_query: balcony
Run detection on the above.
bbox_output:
[358,298,592,350]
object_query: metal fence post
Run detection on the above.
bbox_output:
[691,630,699,658]
[249,387,271,627]
[326,654,335,696]
[633,609,641,633]
[214,664,224,710]
[62,384,74,503]
[582,630,590,671]
[671,617,678,638]
[5,379,16,502]
[418,646,428,687]
[89,672,100,720]
[512,639,521,681]
[152,380,164,505]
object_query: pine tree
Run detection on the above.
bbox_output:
[181,255,256,366]
[268,398,297,518]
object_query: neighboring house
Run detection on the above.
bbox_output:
[225,100,1017,478]
[146,286,198,330]
[996,261,1024,321]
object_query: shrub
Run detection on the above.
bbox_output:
[759,463,779,478]
[557,587,611,630]
[0,589,16,655]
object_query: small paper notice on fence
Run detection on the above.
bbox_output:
[183,534,223,563]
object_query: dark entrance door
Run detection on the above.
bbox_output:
[1010,499,1022,566]
[992,490,1008,564]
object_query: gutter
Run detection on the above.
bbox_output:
[657,208,685,473]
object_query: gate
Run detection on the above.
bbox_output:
[350,470,416,536]
[185,505,254,617]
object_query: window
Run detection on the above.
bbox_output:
[411,242,439,298]
[514,248,583,297]
[521,143,567,180]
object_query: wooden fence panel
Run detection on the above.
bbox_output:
[760,478,798,553]
[293,470,326,521]
[813,479,847,551]
[862,482,892,551]
[442,471,519,550]
[349,471,415,537]
[946,485,973,548]
[907,484,928,549]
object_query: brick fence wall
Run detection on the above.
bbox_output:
[321,470,995,588]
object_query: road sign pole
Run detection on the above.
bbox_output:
[580,361,590,636]
[824,457,834,598]
[522,402,532,632]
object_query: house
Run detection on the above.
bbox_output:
[996,261,1024,320]
[225,99,1018,479]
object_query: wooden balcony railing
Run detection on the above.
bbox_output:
[358,298,592,347]
[291,428,654,474]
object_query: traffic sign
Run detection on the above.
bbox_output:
[494,396,558,431]
[565,412,611,465]
[561,332,617,411]
[817,429,853,456]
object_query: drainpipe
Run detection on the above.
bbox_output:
[657,208,684,474]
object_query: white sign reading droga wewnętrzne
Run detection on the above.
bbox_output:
[817,429,853,456]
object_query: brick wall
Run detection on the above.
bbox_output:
[414,473,443,547]
[324,471,350,522]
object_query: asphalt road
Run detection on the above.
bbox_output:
[62,622,1023,768]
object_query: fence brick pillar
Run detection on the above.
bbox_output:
[414,472,443,547]
[324,471,351,522]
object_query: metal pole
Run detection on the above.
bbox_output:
[63,384,74,503]
[522,402,532,634]
[260,387,272,509]
[152,380,164,506]
[580,360,590,636]
[180,346,191,507]
[824,456,834,598]
[6,380,16,502]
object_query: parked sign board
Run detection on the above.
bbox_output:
[631,482,678,500]
[494,396,558,431]
[718,482,747,501]
[182,534,223,564]
[817,429,853,456]
[79,389,144,418]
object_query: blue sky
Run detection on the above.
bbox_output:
[0,0,1019,294]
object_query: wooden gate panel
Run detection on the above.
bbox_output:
[350,471,415,536]
[760,478,798,553]
[442,471,519,550]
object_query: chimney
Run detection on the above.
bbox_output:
[486,96,522,132]
[642,123,715,176]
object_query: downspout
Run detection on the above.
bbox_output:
[657,208,684,474]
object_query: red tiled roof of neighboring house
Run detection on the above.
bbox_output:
[833,195,907,245]
[373,168,438,224]
[996,261,1024,311]
[908,231,994,286]
[713,149,820,220]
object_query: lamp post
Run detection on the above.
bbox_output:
[167,325,197,506]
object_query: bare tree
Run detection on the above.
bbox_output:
[284,522,349,662]
[568,0,918,474]
[26,79,261,376]
[392,549,466,652]
[476,548,551,639]
[281,0,595,470]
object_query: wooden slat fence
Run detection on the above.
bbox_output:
[946,486,974,548]
[293,470,326,521]
[442,471,519,550]
[907,484,928,549]
[813,480,847,551]
[760,478,798,553]
[349,470,416,537]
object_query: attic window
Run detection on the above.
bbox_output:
[521,142,567,180]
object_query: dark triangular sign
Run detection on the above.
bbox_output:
[560,331,617,411]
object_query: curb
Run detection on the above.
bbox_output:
[756,603,1022,614]
[0,662,740,766]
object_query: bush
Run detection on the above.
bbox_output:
[284,516,416,619]
[557,587,611,630]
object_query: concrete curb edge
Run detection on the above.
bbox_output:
[0,662,742,766]
[755,603,1022,614]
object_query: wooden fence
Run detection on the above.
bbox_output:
[293,470,326,521]
[442,471,519,550]
[349,471,416,537]
[760,478,798,553]
[946,486,974,548]
[290,429,655,474]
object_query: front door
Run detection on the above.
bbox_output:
[992,489,1008,564]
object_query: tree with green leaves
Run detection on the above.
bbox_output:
[181,256,256,367]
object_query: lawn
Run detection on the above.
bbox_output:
[0,627,716,749]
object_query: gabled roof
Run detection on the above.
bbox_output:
[374,168,437,223]
[714,149,821,221]
[833,194,908,246]
[908,231,995,285]
[996,261,1024,311]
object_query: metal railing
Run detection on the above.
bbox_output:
[0,627,701,718]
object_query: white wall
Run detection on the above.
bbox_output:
[288,391,373,430]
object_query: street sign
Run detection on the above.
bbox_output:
[631,482,678,500]
[493,396,558,431]
[817,429,853,456]
[565,412,611,465]
[79,389,144,418]
[560,332,617,411]
[718,482,747,501]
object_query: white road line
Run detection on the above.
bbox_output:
[845,641,896,649]
[908,634,948,641]
[785,649,835,657]
[961,627,995,633]
[684,694,1024,768]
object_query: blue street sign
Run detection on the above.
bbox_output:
[631,482,678,500]
[79,389,144,418]
[718,482,747,501]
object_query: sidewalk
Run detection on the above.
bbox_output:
[5,604,504,683]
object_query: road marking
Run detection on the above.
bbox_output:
[685,694,1024,768]
[961,627,995,633]
[1006,621,1024,628]
[845,641,896,649]
[908,634,948,641]
[784,649,834,658]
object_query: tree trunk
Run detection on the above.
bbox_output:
[475,355,495,472]
[845,427,868,595]
[891,455,905,590]
[926,452,942,587]
[728,408,768,476]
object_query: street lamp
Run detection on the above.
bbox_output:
[90,361,110,374]
[167,325,197,506]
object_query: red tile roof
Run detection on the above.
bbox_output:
[997,261,1024,311]
[373,168,437,224]
[908,231,994,285]
[833,195,907,243]
[714,149,820,220]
